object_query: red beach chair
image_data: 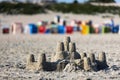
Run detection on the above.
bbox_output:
[38,26,46,33]
[66,26,73,34]
[3,28,9,34]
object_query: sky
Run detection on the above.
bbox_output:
[57,0,120,3]
[0,0,120,3]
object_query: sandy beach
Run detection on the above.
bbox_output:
[0,12,120,80]
[0,12,120,26]
[0,34,120,80]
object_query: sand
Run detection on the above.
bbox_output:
[0,34,120,80]
[0,12,120,26]
[0,13,120,80]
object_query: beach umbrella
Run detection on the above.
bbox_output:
[66,26,73,34]
[58,25,65,34]
[11,22,23,34]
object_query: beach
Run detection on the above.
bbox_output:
[0,12,120,26]
[0,34,120,80]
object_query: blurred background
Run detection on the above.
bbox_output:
[0,0,120,35]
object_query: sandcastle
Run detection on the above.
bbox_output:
[26,36,108,72]
[26,53,47,71]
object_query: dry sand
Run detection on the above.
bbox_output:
[0,12,120,26]
[0,34,120,80]
[0,13,120,80]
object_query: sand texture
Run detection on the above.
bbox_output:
[0,34,120,80]
[0,13,120,26]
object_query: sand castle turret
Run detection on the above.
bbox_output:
[89,53,96,63]
[83,57,91,71]
[70,52,75,61]
[56,60,68,71]
[37,53,46,70]
[56,42,64,52]
[26,54,36,70]
[98,52,107,63]
[26,53,47,71]
[69,42,80,59]
[69,42,76,52]
[26,36,109,72]
[27,54,35,64]
[81,52,87,59]
[98,52,108,70]
[53,42,67,62]
[63,36,71,51]
[88,53,98,71]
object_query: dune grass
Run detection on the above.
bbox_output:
[0,2,120,15]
